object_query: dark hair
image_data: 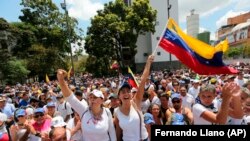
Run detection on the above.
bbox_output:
[49,127,55,139]
[143,92,149,99]
[74,90,83,97]
[159,93,169,100]
[49,127,66,139]
[172,81,179,86]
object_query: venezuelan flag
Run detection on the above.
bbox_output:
[45,74,50,83]
[68,66,72,80]
[159,18,238,75]
[127,67,139,88]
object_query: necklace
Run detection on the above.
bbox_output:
[87,107,103,124]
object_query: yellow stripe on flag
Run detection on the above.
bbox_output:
[128,67,139,87]
[167,18,228,59]
[45,74,50,83]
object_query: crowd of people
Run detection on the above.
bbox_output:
[0,55,250,141]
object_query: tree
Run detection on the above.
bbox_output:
[18,0,83,78]
[242,41,250,58]
[226,47,242,58]
[2,58,30,84]
[74,55,88,74]
[85,0,157,76]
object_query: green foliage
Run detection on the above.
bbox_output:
[74,55,88,73]
[1,1,84,83]
[242,41,250,58]
[85,0,157,76]
[26,44,67,77]
[2,58,30,84]
[17,0,82,78]
[226,47,242,58]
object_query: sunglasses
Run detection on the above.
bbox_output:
[34,113,44,118]
[172,100,180,104]
[17,115,24,118]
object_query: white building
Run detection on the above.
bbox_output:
[127,0,179,71]
[187,9,199,38]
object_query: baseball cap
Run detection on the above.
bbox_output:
[26,107,34,116]
[144,113,155,124]
[89,89,104,99]
[171,93,181,100]
[118,81,131,93]
[193,79,200,83]
[131,87,138,93]
[0,133,9,141]
[15,109,26,118]
[34,108,45,114]
[171,113,185,125]
[108,93,118,99]
[210,78,217,84]
[0,113,7,122]
[47,102,56,107]
[51,116,67,128]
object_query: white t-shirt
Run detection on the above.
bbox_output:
[114,105,148,141]
[67,118,83,141]
[181,93,195,110]
[188,87,200,98]
[56,101,73,121]
[192,103,219,125]
[141,100,150,114]
[234,78,247,87]
[66,94,116,141]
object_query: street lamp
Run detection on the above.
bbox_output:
[167,0,172,69]
[61,0,75,83]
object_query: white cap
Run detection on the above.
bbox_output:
[51,116,67,127]
[26,107,34,116]
[0,113,7,122]
[193,79,200,83]
[89,89,104,99]
[131,87,138,93]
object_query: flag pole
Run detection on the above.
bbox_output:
[152,18,170,55]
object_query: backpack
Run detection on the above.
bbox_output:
[57,102,74,118]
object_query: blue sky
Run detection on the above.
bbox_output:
[0,0,250,40]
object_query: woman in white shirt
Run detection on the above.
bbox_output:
[114,55,154,141]
[67,111,82,141]
[57,69,116,141]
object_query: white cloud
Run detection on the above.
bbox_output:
[216,10,248,28]
[66,0,105,21]
[178,0,232,22]
[234,0,250,10]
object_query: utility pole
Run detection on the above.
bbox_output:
[61,0,75,84]
[167,0,172,69]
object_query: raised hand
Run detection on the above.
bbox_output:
[147,55,154,63]
[57,69,68,82]
[221,82,238,101]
